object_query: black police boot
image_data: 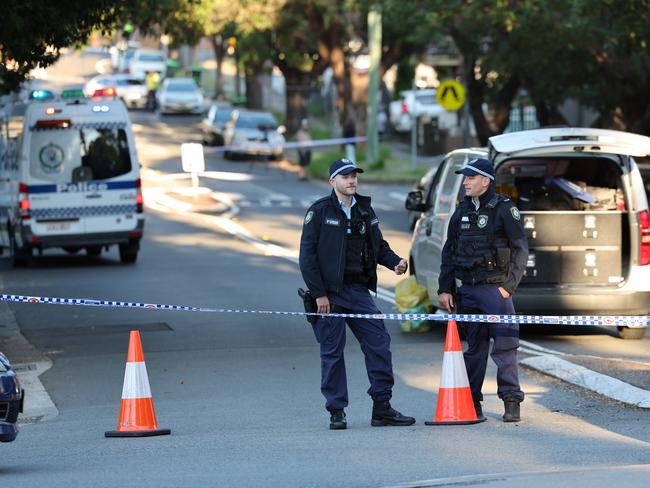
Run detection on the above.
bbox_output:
[371,401,416,427]
[502,400,521,423]
[473,400,485,420]
[329,409,347,430]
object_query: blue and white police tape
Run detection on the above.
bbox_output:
[0,293,647,328]
[203,136,367,154]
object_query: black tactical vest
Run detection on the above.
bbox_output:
[344,204,372,283]
[455,194,510,285]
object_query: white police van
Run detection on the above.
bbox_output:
[0,91,144,266]
[406,128,650,339]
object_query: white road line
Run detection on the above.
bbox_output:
[389,191,407,202]
[521,355,650,408]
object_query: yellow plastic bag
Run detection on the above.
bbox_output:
[394,276,431,333]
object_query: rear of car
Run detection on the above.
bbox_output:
[2,96,144,265]
[407,128,650,339]
[157,78,204,115]
[85,75,147,109]
[389,89,455,133]
[129,49,166,79]
[201,102,233,146]
[0,353,23,443]
[223,109,285,160]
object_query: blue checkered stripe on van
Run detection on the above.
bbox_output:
[31,121,127,131]
[32,204,137,220]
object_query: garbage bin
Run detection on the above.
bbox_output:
[417,116,448,155]
[190,66,202,86]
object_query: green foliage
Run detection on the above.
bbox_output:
[393,59,416,98]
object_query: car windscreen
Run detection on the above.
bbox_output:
[236,114,277,130]
[415,94,436,104]
[30,127,132,182]
[166,83,197,93]
[115,78,143,86]
[215,109,233,123]
[138,54,163,62]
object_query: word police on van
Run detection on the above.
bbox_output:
[0,88,144,266]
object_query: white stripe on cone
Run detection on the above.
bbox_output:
[439,351,470,389]
[121,362,152,399]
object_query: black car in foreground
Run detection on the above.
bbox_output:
[0,353,23,442]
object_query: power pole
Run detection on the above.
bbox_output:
[366,5,382,165]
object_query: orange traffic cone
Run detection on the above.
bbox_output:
[425,320,486,425]
[105,330,171,437]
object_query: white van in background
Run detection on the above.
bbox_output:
[0,94,144,266]
[129,49,166,79]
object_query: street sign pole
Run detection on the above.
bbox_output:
[366,6,382,166]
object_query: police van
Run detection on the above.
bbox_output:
[0,90,144,266]
[406,128,650,339]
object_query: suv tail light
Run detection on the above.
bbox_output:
[639,210,650,265]
[135,178,143,213]
[401,101,408,114]
[19,183,30,220]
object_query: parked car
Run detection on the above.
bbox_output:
[117,48,137,74]
[201,102,234,146]
[0,353,24,442]
[389,88,456,133]
[223,109,286,160]
[129,49,166,79]
[156,78,205,115]
[405,127,650,339]
[84,74,147,109]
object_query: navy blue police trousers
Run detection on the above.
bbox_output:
[458,283,525,403]
[312,283,394,411]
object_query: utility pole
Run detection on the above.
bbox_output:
[366,5,382,165]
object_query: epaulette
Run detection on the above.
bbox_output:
[487,193,510,208]
[309,195,331,209]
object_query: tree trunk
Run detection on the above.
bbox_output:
[244,61,265,110]
[329,45,353,129]
[210,35,226,99]
[282,69,311,136]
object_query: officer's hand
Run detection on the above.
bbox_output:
[498,287,510,298]
[394,259,408,275]
[316,296,331,315]
[439,292,454,312]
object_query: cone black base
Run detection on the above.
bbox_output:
[424,417,487,426]
[105,428,171,437]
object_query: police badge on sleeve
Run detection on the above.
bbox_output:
[304,211,314,224]
[510,207,521,220]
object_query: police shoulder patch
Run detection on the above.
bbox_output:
[510,206,521,221]
[304,210,314,224]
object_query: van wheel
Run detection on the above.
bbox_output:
[617,326,646,340]
[86,246,102,258]
[11,235,30,268]
[119,242,138,264]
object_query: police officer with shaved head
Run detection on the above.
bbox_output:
[438,158,528,422]
[299,158,415,430]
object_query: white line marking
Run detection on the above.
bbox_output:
[521,355,650,408]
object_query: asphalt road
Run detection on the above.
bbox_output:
[1,51,649,487]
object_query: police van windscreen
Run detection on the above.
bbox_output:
[30,127,132,182]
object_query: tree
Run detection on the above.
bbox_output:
[0,0,127,94]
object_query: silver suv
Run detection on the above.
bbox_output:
[406,128,650,339]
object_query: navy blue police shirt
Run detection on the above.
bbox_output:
[438,187,528,296]
[299,190,402,298]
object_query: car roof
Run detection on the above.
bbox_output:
[489,128,650,158]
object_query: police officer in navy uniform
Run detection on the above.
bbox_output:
[438,158,528,422]
[299,158,415,430]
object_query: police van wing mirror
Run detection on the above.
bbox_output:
[72,165,94,182]
[405,190,429,212]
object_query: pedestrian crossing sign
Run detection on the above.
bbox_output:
[436,80,466,111]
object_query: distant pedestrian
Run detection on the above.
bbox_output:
[299,157,415,430]
[145,70,161,111]
[296,119,312,181]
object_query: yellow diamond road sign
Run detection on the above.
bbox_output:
[436,80,466,111]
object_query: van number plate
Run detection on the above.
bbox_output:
[45,222,71,232]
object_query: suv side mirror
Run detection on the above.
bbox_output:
[405,190,429,212]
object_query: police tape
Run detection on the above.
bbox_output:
[203,136,367,154]
[1,293,647,328]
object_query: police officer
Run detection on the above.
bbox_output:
[438,158,528,422]
[299,158,415,430]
